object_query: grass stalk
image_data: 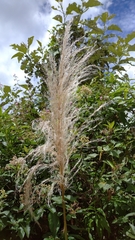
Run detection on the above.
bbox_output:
[61,184,68,240]
[20,17,100,238]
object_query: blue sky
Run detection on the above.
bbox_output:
[109,0,135,35]
[0,0,135,87]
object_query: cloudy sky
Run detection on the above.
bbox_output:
[0,0,135,87]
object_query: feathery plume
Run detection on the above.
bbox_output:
[19,18,107,238]
[23,19,99,196]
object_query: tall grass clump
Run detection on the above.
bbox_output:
[20,19,108,239]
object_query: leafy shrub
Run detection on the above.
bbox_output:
[0,0,135,239]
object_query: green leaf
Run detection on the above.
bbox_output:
[24,146,29,153]
[11,43,27,53]
[104,160,115,169]
[108,14,116,20]
[69,234,84,240]
[28,36,34,48]
[100,12,108,23]
[19,84,29,90]
[83,0,102,8]
[97,146,102,152]
[0,132,5,137]
[107,121,115,129]
[97,208,106,216]
[129,224,135,235]
[1,211,10,216]
[51,6,58,11]
[84,18,98,29]
[126,224,135,239]
[103,145,110,151]
[3,85,11,94]
[18,227,25,239]
[125,31,135,43]
[125,213,135,218]
[112,65,126,71]
[107,24,122,32]
[98,215,110,232]
[110,150,122,158]
[91,27,104,34]
[115,143,123,148]
[37,40,42,47]
[34,207,44,221]
[48,207,56,214]
[0,219,6,231]
[98,182,112,191]
[119,57,135,64]
[18,44,27,53]
[24,225,30,238]
[126,232,135,239]
[128,44,135,51]
[11,52,24,62]
[53,15,62,23]
[66,2,82,15]
[48,212,60,238]
[87,153,98,158]
[52,196,62,205]
[65,195,76,202]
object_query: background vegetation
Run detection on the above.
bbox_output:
[0,0,135,239]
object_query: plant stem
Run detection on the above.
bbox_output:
[61,184,68,240]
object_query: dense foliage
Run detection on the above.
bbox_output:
[0,0,135,239]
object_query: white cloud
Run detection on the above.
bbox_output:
[0,0,51,86]
[0,0,51,40]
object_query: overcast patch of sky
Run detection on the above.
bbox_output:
[0,0,51,86]
[0,0,135,87]
[108,0,135,35]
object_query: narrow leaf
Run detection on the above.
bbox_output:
[48,212,60,238]
[108,121,115,129]
[104,160,115,169]
[24,225,30,238]
[126,232,135,239]
[24,146,29,153]
[19,84,29,90]
[119,57,135,64]
[129,224,135,235]
[37,40,42,47]
[28,36,34,48]
[126,213,135,218]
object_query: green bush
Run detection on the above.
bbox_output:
[0,0,135,239]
